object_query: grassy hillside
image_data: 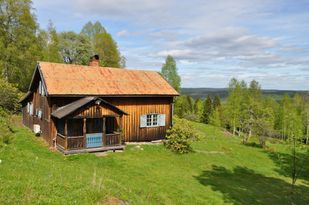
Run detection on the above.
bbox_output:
[181,88,308,100]
[0,118,308,205]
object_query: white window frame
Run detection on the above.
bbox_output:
[146,114,159,127]
[140,113,166,128]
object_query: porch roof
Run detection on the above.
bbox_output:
[51,97,127,119]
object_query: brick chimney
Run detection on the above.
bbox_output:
[89,55,100,66]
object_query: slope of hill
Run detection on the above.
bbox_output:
[181,88,308,100]
[0,117,308,204]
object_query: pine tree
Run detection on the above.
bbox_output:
[202,95,212,124]
[213,95,221,109]
[161,55,181,92]
[186,96,194,113]
[174,96,191,118]
[209,107,221,127]
[194,97,203,121]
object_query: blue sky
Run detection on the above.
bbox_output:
[32,0,309,90]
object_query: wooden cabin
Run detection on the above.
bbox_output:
[20,57,178,154]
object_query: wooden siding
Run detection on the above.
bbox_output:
[105,97,173,142]
[72,103,120,118]
[23,95,174,146]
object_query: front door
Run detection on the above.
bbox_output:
[86,118,103,148]
[86,133,102,148]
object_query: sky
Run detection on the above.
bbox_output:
[32,0,309,90]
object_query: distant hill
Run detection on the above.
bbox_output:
[181,88,308,101]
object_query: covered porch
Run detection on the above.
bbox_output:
[52,97,127,154]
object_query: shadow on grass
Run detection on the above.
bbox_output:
[243,142,263,148]
[268,149,309,182]
[195,165,309,205]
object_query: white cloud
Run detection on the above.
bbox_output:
[117,30,129,37]
[32,0,309,90]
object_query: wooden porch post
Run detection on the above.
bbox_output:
[119,115,123,145]
[102,117,106,146]
[83,118,86,148]
[64,119,68,149]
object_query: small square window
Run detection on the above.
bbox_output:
[145,114,159,127]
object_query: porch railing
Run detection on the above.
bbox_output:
[105,133,121,146]
[56,132,122,150]
[67,136,84,150]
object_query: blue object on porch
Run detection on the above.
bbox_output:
[86,133,103,148]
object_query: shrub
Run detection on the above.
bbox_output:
[0,78,22,113]
[0,108,13,145]
[164,118,200,154]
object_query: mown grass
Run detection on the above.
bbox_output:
[0,118,308,205]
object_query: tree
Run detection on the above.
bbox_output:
[202,95,212,124]
[225,78,243,135]
[285,96,304,199]
[81,21,125,68]
[0,0,43,91]
[40,21,62,63]
[194,97,203,121]
[304,93,309,144]
[174,96,191,118]
[213,95,221,110]
[241,80,262,143]
[58,32,92,65]
[164,117,200,154]
[94,32,122,68]
[0,78,21,112]
[81,21,106,50]
[161,55,181,92]
[209,107,221,127]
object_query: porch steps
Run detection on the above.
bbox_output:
[56,145,125,155]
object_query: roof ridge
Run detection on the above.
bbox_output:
[38,61,159,73]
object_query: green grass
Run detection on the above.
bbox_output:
[0,119,308,205]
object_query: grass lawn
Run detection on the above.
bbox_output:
[0,119,308,205]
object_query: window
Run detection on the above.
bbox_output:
[39,81,45,96]
[27,102,30,113]
[152,114,158,126]
[29,103,33,116]
[140,114,166,128]
[146,114,158,127]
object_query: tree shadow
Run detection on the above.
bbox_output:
[243,142,263,149]
[268,149,309,182]
[195,165,309,205]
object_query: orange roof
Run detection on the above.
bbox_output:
[38,62,179,96]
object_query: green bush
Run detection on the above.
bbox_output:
[0,78,22,113]
[0,108,13,145]
[164,118,200,154]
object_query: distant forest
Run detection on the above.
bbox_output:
[181,88,308,101]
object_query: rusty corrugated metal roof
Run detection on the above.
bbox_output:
[38,62,179,96]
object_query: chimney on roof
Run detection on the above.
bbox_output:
[89,55,100,67]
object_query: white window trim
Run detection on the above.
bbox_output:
[140,113,166,128]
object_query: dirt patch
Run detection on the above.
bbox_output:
[95,152,109,157]
[223,131,233,137]
[99,197,129,205]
